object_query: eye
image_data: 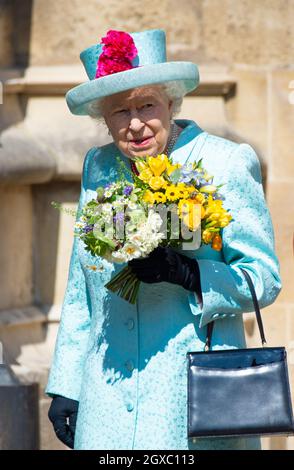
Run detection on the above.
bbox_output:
[138,103,154,112]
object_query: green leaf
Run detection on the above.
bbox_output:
[169,168,181,183]
[115,155,133,180]
[93,230,116,249]
[197,158,203,168]
[87,199,98,207]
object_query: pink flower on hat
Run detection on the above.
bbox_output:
[95,30,138,78]
[96,55,134,77]
[101,30,138,60]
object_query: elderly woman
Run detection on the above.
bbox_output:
[46,29,282,450]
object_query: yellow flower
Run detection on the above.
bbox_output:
[149,176,167,191]
[187,185,197,193]
[153,192,167,203]
[165,184,179,201]
[194,192,205,203]
[199,184,217,194]
[147,154,168,176]
[204,196,232,229]
[182,211,201,231]
[143,190,155,204]
[206,212,221,221]
[200,205,206,219]
[166,161,181,176]
[138,168,153,183]
[178,198,201,214]
[202,229,214,244]
[135,160,148,172]
[178,199,202,231]
[203,172,214,181]
[219,214,232,227]
[177,189,189,199]
[178,198,189,214]
[176,183,190,199]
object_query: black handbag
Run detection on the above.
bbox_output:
[187,267,294,439]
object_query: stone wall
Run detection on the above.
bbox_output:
[0,0,293,450]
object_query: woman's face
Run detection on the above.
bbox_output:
[101,85,173,159]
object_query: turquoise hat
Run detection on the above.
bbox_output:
[66,28,200,116]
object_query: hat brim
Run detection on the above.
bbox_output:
[65,61,199,116]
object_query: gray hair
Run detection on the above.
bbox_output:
[87,81,185,126]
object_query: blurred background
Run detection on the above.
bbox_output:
[0,0,293,450]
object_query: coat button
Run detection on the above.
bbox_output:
[125,360,134,371]
[126,402,134,412]
[126,318,134,330]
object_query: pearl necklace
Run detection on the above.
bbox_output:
[130,123,182,175]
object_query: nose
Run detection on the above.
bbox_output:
[129,114,144,132]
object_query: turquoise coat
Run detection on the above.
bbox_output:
[45,119,282,450]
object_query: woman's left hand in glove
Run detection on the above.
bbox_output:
[128,246,203,306]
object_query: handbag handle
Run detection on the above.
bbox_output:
[204,267,267,351]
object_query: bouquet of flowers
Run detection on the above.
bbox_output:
[73,153,233,303]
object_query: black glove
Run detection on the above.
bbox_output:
[128,246,203,307]
[48,395,79,449]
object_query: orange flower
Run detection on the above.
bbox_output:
[211,234,222,251]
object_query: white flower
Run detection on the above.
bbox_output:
[112,200,124,209]
[121,243,142,260]
[127,201,138,211]
[128,233,144,244]
[74,221,85,229]
[101,203,114,214]
[147,210,163,231]
[110,251,127,263]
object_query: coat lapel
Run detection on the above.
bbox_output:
[170,119,205,165]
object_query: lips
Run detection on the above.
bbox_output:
[131,136,152,143]
[130,136,153,147]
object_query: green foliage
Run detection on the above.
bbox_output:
[169,168,181,183]
[115,156,133,181]
[196,157,203,168]
[93,230,116,249]
[83,231,108,257]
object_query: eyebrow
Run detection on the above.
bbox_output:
[112,94,157,108]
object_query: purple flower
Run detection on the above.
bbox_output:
[83,224,94,233]
[199,177,210,185]
[113,212,124,223]
[123,185,133,196]
[178,166,204,184]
